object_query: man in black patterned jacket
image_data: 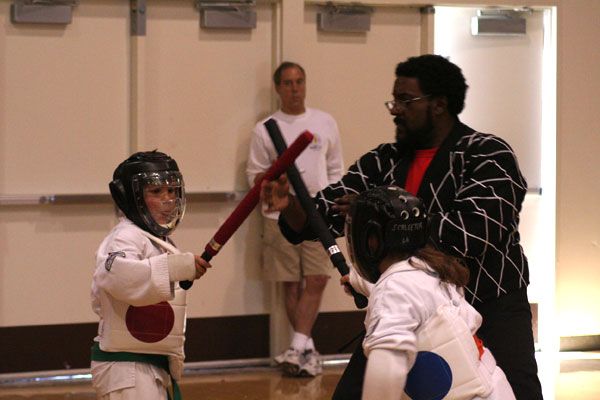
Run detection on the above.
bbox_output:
[262,54,543,400]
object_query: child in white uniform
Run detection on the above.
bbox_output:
[91,151,211,400]
[342,186,515,400]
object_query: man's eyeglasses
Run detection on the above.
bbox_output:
[384,95,431,112]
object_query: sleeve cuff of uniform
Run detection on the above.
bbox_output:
[149,254,173,299]
[363,349,409,400]
[349,267,373,297]
[167,253,196,282]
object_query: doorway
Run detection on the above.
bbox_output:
[434,6,557,399]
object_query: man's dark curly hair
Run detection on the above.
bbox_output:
[395,54,468,116]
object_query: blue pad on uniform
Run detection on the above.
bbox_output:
[404,351,452,400]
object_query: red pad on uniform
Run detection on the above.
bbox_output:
[126,302,175,343]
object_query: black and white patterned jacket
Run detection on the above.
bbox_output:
[280,120,529,305]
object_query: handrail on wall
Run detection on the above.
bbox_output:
[0,191,246,206]
[0,188,540,206]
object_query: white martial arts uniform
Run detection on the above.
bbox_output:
[349,258,515,400]
[91,218,197,399]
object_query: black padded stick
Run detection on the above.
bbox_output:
[264,119,368,309]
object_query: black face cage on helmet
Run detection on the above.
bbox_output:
[109,151,185,237]
[346,186,429,283]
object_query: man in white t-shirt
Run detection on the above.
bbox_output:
[246,62,344,377]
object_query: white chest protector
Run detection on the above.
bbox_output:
[401,302,493,400]
[99,232,187,360]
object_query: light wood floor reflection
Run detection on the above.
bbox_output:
[1,355,600,400]
[0,367,343,400]
[180,367,341,400]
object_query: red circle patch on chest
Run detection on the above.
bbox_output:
[125,301,175,343]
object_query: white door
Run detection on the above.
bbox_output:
[434,7,556,400]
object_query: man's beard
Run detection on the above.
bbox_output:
[395,107,435,150]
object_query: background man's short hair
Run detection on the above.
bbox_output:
[273,62,306,85]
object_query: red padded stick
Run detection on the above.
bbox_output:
[179,131,314,290]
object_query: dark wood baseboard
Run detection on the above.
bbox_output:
[0,311,366,374]
[0,322,99,374]
[6,308,594,375]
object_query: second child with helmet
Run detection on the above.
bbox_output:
[342,186,516,400]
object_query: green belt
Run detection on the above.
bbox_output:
[91,342,182,400]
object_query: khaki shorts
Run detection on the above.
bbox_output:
[262,218,332,282]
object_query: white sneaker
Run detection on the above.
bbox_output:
[299,350,323,377]
[274,348,302,376]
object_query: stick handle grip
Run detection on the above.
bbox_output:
[179,251,212,290]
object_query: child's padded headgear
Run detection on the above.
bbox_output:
[346,186,429,283]
[109,151,185,237]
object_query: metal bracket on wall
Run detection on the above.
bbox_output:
[130,0,146,36]
[317,2,373,33]
[472,7,533,36]
[420,5,435,15]
[10,0,78,25]
[195,0,256,29]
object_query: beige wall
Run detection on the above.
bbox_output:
[556,0,600,337]
[1,0,599,345]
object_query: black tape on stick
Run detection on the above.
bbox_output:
[264,119,368,309]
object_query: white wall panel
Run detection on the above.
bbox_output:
[0,204,115,326]
[0,0,130,195]
[139,0,275,193]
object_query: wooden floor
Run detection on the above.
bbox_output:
[0,366,342,400]
[1,353,599,399]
